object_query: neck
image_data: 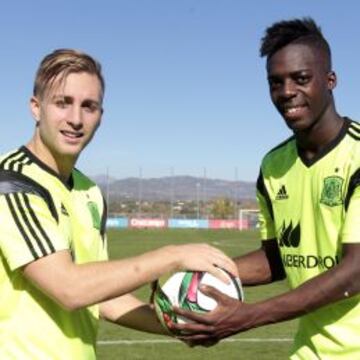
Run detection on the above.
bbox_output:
[26,137,76,183]
[295,110,344,160]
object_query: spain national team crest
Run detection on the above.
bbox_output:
[320,176,344,207]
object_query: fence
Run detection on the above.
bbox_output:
[106,217,255,230]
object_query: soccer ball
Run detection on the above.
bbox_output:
[154,268,243,331]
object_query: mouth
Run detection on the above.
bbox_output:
[280,104,308,121]
[60,130,83,140]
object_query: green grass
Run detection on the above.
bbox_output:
[97,229,297,359]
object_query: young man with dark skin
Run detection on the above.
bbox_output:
[170,18,360,359]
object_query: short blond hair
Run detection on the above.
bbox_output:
[33,49,105,100]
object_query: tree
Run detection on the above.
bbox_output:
[211,198,235,219]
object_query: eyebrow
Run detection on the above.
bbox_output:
[51,95,101,105]
[268,68,312,78]
[82,99,102,107]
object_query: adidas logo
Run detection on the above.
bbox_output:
[276,185,289,200]
[61,203,69,216]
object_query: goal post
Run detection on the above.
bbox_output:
[239,209,260,230]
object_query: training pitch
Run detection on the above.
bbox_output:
[97,229,297,359]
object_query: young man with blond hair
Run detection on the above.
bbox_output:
[0,49,237,359]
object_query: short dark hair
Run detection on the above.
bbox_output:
[260,17,332,70]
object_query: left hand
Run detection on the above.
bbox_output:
[169,284,252,346]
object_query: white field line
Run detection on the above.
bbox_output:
[98,338,292,346]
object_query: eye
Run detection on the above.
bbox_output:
[82,100,101,113]
[295,74,311,85]
[55,99,67,108]
[268,78,282,91]
[54,96,71,108]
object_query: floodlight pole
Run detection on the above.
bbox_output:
[170,167,174,218]
[234,166,239,220]
[138,166,143,217]
[203,167,207,219]
[105,166,110,216]
[196,182,200,220]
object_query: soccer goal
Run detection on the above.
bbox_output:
[239,209,260,230]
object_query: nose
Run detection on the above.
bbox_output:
[281,79,297,99]
[68,105,83,129]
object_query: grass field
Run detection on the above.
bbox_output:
[97,229,297,359]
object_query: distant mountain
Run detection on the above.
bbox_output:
[92,175,256,201]
[91,174,117,184]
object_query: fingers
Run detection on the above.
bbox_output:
[177,334,214,342]
[180,243,239,279]
[171,320,216,334]
[215,257,239,280]
[198,284,226,302]
[173,306,213,325]
[201,245,238,279]
[206,266,231,284]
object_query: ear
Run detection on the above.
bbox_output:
[327,71,337,91]
[30,96,41,123]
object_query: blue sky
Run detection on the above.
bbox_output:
[1,0,359,181]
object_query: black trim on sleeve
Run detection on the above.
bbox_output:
[257,170,274,220]
[261,239,286,281]
[345,168,360,211]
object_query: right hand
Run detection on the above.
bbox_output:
[172,243,238,283]
[170,284,246,344]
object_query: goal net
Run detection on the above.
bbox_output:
[239,209,260,230]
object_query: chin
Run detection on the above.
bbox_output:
[58,146,83,159]
[285,118,311,132]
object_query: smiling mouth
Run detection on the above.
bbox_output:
[61,130,83,139]
[283,105,307,116]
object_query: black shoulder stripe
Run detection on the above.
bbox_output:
[345,168,360,210]
[0,150,33,172]
[5,194,39,260]
[13,193,48,257]
[348,120,360,139]
[23,193,56,254]
[256,170,274,220]
[0,150,23,170]
[0,170,58,223]
[11,153,27,173]
[347,129,360,141]
[349,122,360,132]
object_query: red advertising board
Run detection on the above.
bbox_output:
[130,218,167,229]
[209,219,249,229]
